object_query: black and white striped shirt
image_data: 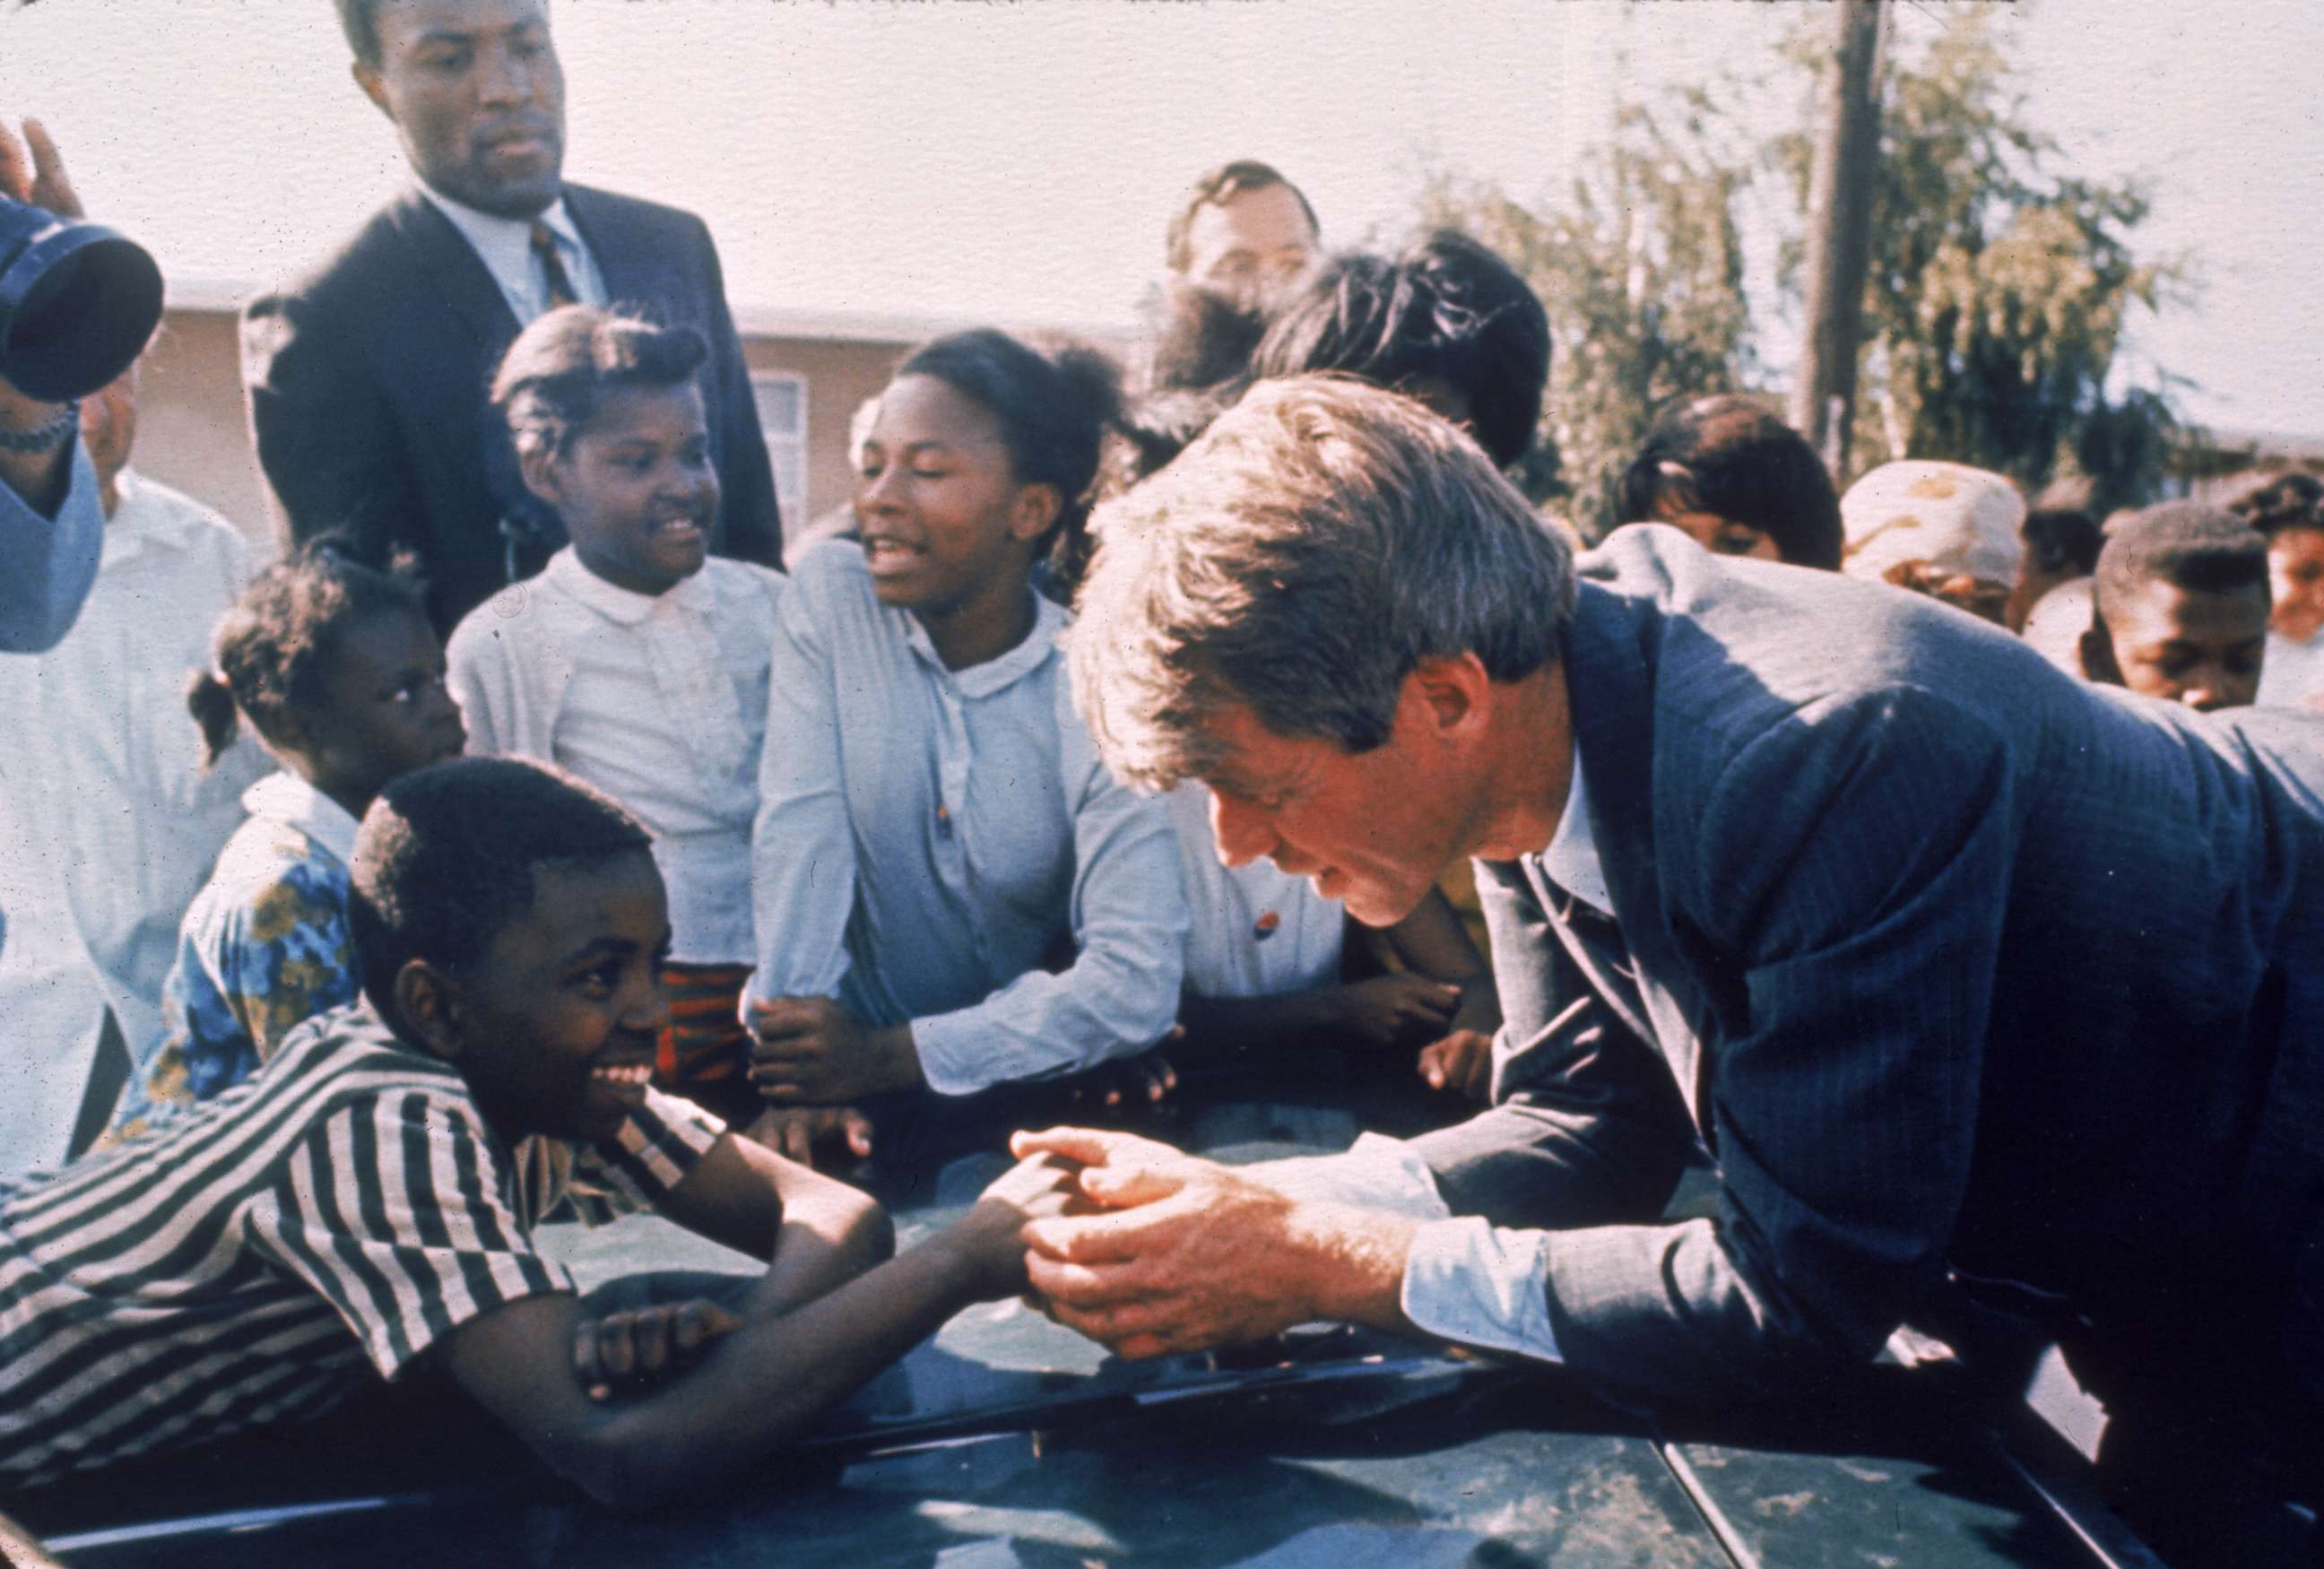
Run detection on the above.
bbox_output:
[0,1003,724,1488]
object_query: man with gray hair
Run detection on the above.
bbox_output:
[1019,377,2324,1561]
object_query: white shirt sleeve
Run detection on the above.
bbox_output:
[1400,1218,1563,1364]
[1239,1131,1564,1364]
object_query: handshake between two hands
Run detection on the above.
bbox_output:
[574,1127,1310,1400]
[984,1127,1319,1360]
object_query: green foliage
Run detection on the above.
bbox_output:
[1418,7,2190,533]
[1774,8,2193,506]
[1418,94,1751,540]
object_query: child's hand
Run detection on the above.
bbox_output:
[951,1153,1089,1301]
[748,997,924,1102]
[741,1105,875,1168]
[1417,1027,1495,1101]
[573,1297,743,1402]
[1334,975,1461,1049]
[1063,1046,1178,1111]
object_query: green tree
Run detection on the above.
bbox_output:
[1418,89,1752,540]
[1773,8,2192,509]
[1418,8,2189,533]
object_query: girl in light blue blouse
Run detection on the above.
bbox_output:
[745,331,1188,1163]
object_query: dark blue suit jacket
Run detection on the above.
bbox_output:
[1414,526,2324,1400]
[240,184,782,634]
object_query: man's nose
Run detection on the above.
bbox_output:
[475,45,531,106]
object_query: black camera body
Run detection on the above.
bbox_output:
[0,194,163,403]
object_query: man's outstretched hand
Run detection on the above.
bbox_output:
[1010,1126,1417,1360]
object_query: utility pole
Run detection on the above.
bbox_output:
[1790,0,1886,480]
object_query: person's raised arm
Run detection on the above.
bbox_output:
[0,117,102,652]
[746,556,860,1011]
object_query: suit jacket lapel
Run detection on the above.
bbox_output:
[566,184,666,306]
[380,188,520,346]
[1559,578,1713,1132]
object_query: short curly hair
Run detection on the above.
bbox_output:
[2094,502,2268,623]
[350,757,654,1029]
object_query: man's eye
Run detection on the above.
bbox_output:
[911,467,949,481]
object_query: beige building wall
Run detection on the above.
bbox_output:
[132,305,923,564]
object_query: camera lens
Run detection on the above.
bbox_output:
[0,197,165,403]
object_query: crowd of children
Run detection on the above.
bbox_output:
[4,136,2322,1528]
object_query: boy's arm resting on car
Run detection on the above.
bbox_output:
[432,1149,1079,1510]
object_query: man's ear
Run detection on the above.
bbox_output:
[517,443,566,510]
[395,960,465,1063]
[1008,482,1062,544]
[1408,653,1494,743]
[352,60,393,121]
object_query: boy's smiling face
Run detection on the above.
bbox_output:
[438,849,672,1144]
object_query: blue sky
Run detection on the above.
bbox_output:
[6,0,2320,437]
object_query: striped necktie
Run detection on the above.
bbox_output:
[528,221,579,311]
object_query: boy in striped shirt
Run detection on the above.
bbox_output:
[0,758,1079,1507]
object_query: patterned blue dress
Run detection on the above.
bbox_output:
[110,773,361,1140]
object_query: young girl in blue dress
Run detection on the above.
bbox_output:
[111,544,464,1134]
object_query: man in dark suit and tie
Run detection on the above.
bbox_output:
[1022,377,2324,1560]
[242,0,780,634]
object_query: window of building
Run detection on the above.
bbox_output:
[750,371,810,522]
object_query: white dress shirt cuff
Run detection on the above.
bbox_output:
[1400,1216,1564,1364]
[1238,1132,1454,1219]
